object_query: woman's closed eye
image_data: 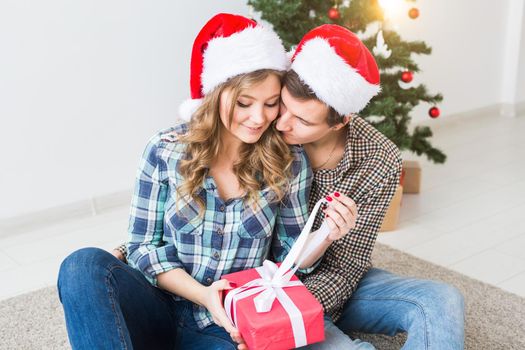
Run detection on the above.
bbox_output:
[236,101,250,108]
[237,100,279,108]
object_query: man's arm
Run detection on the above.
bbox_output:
[301,170,400,319]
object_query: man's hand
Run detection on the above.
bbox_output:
[322,192,358,242]
[111,248,126,262]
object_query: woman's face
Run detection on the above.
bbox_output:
[219,74,281,144]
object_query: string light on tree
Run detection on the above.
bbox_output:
[378,0,405,22]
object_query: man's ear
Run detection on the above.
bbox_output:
[331,114,352,130]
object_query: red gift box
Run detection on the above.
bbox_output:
[222,263,324,350]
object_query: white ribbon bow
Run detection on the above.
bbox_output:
[224,198,332,348]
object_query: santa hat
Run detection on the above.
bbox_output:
[178,13,289,121]
[290,24,381,116]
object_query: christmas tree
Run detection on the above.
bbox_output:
[248,0,446,163]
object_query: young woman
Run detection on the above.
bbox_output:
[57,14,316,350]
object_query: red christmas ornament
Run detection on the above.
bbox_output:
[401,71,413,83]
[408,7,420,19]
[429,107,440,118]
[328,7,340,20]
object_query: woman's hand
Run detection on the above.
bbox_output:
[322,192,358,242]
[201,280,247,349]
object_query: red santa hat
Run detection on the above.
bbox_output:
[290,24,381,116]
[178,13,289,121]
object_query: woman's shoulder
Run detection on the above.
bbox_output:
[145,123,187,145]
[157,123,189,143]
[144,123,189,159]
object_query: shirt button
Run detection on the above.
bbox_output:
[219,205,225,212]
[213,251,220,260]
[217,228,223,235]
[205,277,212,285]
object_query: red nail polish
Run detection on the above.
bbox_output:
[325,214,329,218]
[229,282,238,288]
[334,192,340,197]
[326,196,333,202]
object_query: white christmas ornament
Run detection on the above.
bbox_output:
[342,0,351,7]
[355,21,381,41]
[373,30,391,59]
[365,115,386,123]
[309,9,316,18]
[398,80,413,90]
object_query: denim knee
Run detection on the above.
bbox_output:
[214,342,237,350]
[412,281,465,321]
[434,283,465,320]
[57,247,113,302]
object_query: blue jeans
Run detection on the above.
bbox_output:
[57,247,237,349]
[299,316,375,349]
[334,268,465,350]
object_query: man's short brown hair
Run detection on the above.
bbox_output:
[282,70,345,126]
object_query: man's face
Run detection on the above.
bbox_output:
[275,87,333,145]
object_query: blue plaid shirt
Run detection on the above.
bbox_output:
[127,124,312,329]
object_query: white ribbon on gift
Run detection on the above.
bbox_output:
[224,198,332,348]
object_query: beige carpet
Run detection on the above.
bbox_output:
[1,243,524,349]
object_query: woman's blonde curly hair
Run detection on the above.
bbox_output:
[177,69,294,213]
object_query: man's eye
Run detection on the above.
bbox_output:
[236,101,250,108]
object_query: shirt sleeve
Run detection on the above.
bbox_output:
[271,148,316,273]
[126,134,183,286]
[301,167,401,320]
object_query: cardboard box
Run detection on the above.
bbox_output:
[402,160,421,194]
[222,266,324,350]
[379,184,403,232]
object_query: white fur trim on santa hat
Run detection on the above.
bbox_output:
[291,38,381,116]
[201,26,289,94]
[177,98,203,122]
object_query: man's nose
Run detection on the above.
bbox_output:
[276,112,292,131]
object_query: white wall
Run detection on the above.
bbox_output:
[500,0,525,115]
[0,1,523,219]
[516,1,525,104]
[387,0,514,121]
[0,1,250,220]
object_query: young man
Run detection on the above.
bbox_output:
[280,25,465,349]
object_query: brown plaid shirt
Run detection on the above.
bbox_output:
[299,116,402,322]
